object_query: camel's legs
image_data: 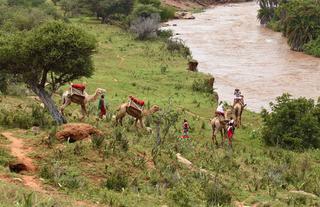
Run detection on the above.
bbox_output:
[80,104,87,121]
[60,99,71,116]
[139,118,144,128]
[134,118,138,128]
[212,126,218,145]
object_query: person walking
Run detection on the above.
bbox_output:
[98,94,106,119]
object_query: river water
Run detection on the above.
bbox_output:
[168,2,320,112]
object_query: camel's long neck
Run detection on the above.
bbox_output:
[143,109,155,116]
[87,92,99,102]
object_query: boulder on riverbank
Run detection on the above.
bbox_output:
[188,59,198,71]
[174,11,195,19]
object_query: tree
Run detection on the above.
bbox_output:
[98,0,134,23]
[0,21,96,124]
[261,94,320,150]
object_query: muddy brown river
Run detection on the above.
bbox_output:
[168,2,320,112]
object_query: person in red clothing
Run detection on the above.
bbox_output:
[98,95,106,119]
[181,119,190,139]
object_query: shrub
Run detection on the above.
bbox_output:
[131,3,160,19]
[160,5,175,21]
[91,134,105,149]
[261,94,320,150]
[279,0,320,51]
[192,76,214,94]
[157,29,173,39]
[166,38,191,58]
[104,170,128,191]
[130,13,160,40]
[257,0,278,25]
[304,36,320,57]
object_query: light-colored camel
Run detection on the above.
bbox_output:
[233,102,243,128]
[60,88,106,120]
[210,114,228,146]
[116,103,160,128]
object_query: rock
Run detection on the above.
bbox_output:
[56,123,102,143]
[289,190,318,199]
[176,153,192,168]
[174,11,195,20]
[188,59,198,72]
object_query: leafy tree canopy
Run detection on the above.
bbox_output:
[0,21,97,124]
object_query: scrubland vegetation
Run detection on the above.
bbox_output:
[0,0,319,206]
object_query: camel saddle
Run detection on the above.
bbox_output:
[126,100,143,118]
[70,87,85,104]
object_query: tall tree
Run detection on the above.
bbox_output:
[0,21,96,124]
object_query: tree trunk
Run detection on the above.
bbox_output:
[29,83,67,125]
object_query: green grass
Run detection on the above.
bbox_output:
[0,18,320,206]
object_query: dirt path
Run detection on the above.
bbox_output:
[0,132,102,207]
[1,132,44,192]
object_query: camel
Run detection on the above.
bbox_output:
[116,103,160,128]
[60,88,106,120]
[233,102,244,128]
[210,114,228,146]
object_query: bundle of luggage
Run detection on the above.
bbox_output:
[70,84,86,104]
[126,96,145,118]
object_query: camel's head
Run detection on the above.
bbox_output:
[96,88,106,95]
[150,105,160,113]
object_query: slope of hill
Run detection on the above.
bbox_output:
[0,8,319,207]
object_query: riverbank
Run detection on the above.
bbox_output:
[167,1,320,112]
[163,0,253,10]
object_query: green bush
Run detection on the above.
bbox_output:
[261,94,320,150]
[166,38,191,58]
[192,77,214,94]
[304,36,320,57]
[160,5,175,21]
[131,3,160,19]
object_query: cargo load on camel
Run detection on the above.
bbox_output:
[69,83,86,104]
[126,96,145,118]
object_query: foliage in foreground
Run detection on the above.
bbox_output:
[261,94,320,150]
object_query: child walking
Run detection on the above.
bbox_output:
[181,119,190,139]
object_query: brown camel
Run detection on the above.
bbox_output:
[116,103,160,128]
[210,114,228,146]
[233,102,243,128]
[60,88,106,120]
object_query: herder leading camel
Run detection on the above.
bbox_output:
[60,88,106,120]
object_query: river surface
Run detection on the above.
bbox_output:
[168,2,320,112]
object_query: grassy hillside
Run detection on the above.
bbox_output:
[0,18,320,207]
